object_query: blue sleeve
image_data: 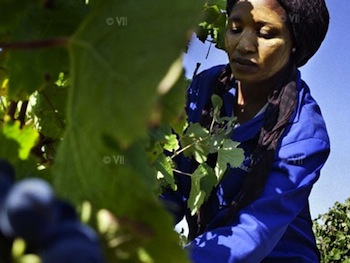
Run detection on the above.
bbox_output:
[186,137,330,262]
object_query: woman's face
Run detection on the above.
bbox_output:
[225,0,293,84]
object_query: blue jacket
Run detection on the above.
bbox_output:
[163,65,330,262]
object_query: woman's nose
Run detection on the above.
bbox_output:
[236,30,257,53]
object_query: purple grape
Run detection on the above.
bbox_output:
[53,199,78,221]
[0,167,105,262]
[0,178,56,243]
[40,221,105,263]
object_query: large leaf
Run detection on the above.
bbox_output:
[53,1,203,262]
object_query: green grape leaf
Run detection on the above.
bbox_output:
[53,0,203,262]
[147,125,178,162]
[219,116,237,136]
[154,154,177,191]
[211,94,223,120]
[213,12,227,49]
[196,22,211,43]
[181,122,210,163]
[3,1,89,99]
[209,131,226,153]
[156,56,187,124]
[196,2,227,49]
[0,131,39,181]
[0,118,42,180]
[6,48,69,100]
[215,139,244,180]
[207,0,227,10]
[0,1,32,34]
[146,141,163,164]
[188,163,216,215]
[31,84,68,139]
[149,124,172,142]
[2,120,39,160]
[170,110,188,136]
[0,132,20,162]
[211,94,223,114]
[164,134,180,153]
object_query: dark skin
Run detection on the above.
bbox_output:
[225,0,293,123]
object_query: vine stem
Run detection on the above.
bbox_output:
[172,169,192,177]
[170,135,210,160]
[0,37,69,50]
[205,41,212,59]
[169,120,233,160]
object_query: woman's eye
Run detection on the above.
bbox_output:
[259,31,273,39]
[259,28,278,39]
[228,21,242,34]
[230,26,242,34]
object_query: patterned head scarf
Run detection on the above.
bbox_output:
[226,0,330,67]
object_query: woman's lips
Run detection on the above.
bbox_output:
[232,57,258,73]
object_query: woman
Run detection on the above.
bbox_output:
[163,0,330,262]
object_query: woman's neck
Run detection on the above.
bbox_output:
[235,82,268,124]
[235,62,295,124]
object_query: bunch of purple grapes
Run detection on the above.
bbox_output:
[0,159,105,263]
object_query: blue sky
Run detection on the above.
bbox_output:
[183,0,350,218]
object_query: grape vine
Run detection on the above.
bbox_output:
[148,94,243,215]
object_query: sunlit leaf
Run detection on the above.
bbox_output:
[2,121,39,160]
[215,139,244,180]
[164,134,180,153]
[154,154,177,191]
